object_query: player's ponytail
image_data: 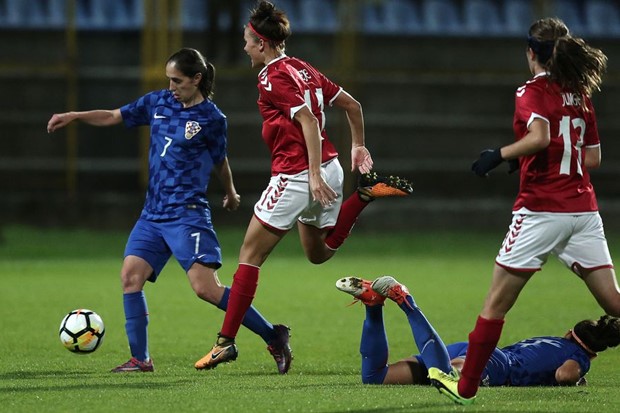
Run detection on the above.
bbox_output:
[202,61,216,100]
[549,36,607,99]
[574,315,620,353]
[528,17,607,105]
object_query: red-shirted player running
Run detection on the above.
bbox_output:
[429,17,620,404]
[194,1,412,373]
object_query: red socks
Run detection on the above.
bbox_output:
[458,316,504,398]
[325,194,368,250]
[220,264,259,339]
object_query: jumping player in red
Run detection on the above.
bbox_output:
[430,17,620,404]
[194,1,413,372]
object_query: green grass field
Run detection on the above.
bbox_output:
[1,225,619,412]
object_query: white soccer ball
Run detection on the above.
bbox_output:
[59,309,105,353]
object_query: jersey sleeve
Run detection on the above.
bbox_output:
[261,68,307,120]
[204,115,228,165]
[120,91,159,128]
[315,69,343,106]
[515,81,548,128]
[569,350,591,377]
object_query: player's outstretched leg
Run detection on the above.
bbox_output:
[336,276,386,306]
[194,334,238,370]
[429,367,475,405]
[267,324,293,374]
[357,172,414,201]
[372,275,453,376]
[336,276,390,384]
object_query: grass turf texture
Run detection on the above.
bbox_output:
[1,225,620,412]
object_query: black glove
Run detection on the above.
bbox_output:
[471,148,504,177]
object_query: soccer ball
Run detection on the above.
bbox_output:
[59,309,105,353]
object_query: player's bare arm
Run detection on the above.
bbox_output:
[584,145,601,169]
[332,91,373,173]
[213,156,241,211]
[294,106,337,207]
[47,109,123,133]
[500,118,550,159]
[554,359,582,386]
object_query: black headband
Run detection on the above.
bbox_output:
[527,35,555,63]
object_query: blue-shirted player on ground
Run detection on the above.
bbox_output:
[336,275,620,387]
[47,48,292,374]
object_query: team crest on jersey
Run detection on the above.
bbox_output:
[298,69,311,82]
[185,121,201,140]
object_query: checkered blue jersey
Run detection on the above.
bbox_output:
[487,336,591,386]
[120,90,227,220]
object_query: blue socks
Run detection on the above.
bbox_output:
[218,287,274,343]
[358,294,452,385]
[123,291,149,361]
[400,295,452,374]
[122,287,275,363]
[360,305,389,384]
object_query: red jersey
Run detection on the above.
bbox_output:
[512,73,600,213]
[256,55,342,175]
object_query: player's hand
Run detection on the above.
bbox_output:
[472,148,504,177]
[351,146,373,174]
[223,193,241,211]
[47,112,73,133]
[309,174,338,208]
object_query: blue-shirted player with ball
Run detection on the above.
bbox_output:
[47,48,292,373]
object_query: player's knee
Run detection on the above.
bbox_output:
[308,255,328,265]
[595,292,620,317]
[306,249,334,264]
[603,301,620,318]
[120,272,145,293]
[194,288,219,305]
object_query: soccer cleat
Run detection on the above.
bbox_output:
[111,357,154,373]
[357,172,414,201]
[194,337,238,370]
[267,324,293,374]
[428,367,476,406]
[370,275,412,308]
[336,276,386,306]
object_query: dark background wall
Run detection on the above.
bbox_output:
[1,0,619,232]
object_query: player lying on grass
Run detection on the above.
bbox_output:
[337,275,620,387]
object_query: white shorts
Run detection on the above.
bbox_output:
[254,158,344,231]
[496,211,613,275]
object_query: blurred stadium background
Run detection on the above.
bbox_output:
[2,0,620,232]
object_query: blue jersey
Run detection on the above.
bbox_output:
[120,90,228,220]
[444,336,591,386]
[499,336,591,386]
